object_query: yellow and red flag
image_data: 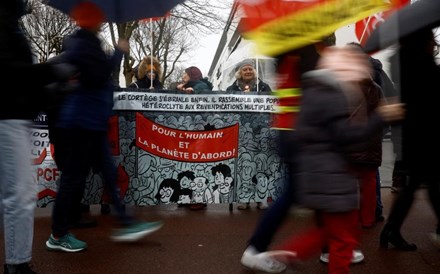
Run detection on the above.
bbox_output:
[238,0,393,57]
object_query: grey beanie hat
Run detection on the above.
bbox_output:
[235,59,255,72]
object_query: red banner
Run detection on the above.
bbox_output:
[135,113,239,162]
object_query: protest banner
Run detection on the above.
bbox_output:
[32,91,287,207]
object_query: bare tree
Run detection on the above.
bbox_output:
[112,0,232,87]
[20,0,75,62]
[20,0,232,87]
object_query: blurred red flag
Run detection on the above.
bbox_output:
[355,0,410,45]
[238,0,391,57]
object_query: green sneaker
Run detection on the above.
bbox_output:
[110,221,163,242]
[46,233,87,252]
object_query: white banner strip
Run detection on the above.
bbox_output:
[113,92,278,113]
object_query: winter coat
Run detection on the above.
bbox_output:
[226,79,272,92]
[343,79,383,167]
[55,28,123,132]
[184,78,213,94]
[294,70,385,213]
[390,46,440,173]
[0,3,60,120]
[129,56,163,90]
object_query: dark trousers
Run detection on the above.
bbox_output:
[247,131,297,252]
[375,168,383,219]
[391,160,407,188]
[386,171,440,233]
[51,129,131,237]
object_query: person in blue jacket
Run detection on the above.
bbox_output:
[45,2,163,253]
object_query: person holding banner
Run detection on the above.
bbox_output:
[128,56,163,90]
[177,66,213,94]
[226,59,272,93]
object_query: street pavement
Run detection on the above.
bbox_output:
[1,140,439,274]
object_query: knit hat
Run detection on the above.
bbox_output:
[235,59,255,72]
[185,66,203,81]
[70,2,105,30]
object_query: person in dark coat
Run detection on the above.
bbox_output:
[0,0,73,273]
[257,46,404,274]
[226,59,272,92]
[177,66,213,94]
[380,28,440,251]
[128,56,163,90]
[45,2,163,253]
[368,49,398,221]
[241,36,337,273]
[344,43,385,229]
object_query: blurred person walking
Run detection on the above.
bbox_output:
[240,37,335,273]
[319,42,385,264]
[45,2,163,253]
[380,28,440,251]
[258,45,404,274]
[0,0,74,272]
[367,45,398,222]
[226,59,272,93]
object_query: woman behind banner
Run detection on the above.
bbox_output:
[226,59,272,93]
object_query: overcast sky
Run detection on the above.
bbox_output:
[183,0,233,77]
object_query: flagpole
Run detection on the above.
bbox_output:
[150,18,154,89]
[256,56,259,92]
[359,16,372,44]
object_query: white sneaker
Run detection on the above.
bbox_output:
[241,246,287,273]
[319,250,364,264]
[262,250,297,264]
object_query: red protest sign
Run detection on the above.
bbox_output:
[135,113,239,162]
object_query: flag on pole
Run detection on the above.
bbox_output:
[238,0,392,56]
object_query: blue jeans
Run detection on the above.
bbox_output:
[52,129,132,237]
[0,120,36,264]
